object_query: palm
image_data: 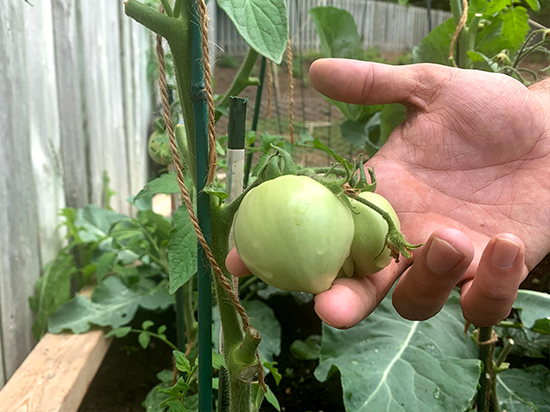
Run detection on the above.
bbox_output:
[370,70,550,271]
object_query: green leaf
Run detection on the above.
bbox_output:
[75,205,128,243]
[290,334,322,361]
[212,351,226,370]
[497,365,550,412]
[315,291,481,412]
[142,320,155,330]
[173,350,191,373]
[524,0,540,11]
[309,6,362,60]
[340,112,383,157]
[243,300,281,362]
[501,7,531,49]
[163,399,188,412]
[213,300,281,363]
[532,318,550,335]
[264,384,281,411]
[486,0,512,15]
[95,252,117,282]
[157,325,167,335]
[413,18,455,65]
[105,326,132,338]
[135,173,179,201]
[30,249,76,340]
[512,289,550,330]
[138,331,151,349]
[48,277,173,334]
[167,206,197,294]
[379,103,407,142]
[263,361,282,385]
[217,0,288,64]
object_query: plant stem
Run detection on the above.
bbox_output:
[160,0,173,16]
[477,326,496,412]
[215,48,260,122]
[173,0,183,18]
[129,329,179,351]
[450,0,469,68]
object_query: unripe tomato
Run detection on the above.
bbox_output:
[233,175,354,294]
[148,131,172,166]
[348,192,400,276]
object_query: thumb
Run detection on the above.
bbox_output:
[309,59,456,108]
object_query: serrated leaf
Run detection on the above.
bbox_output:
[501,7,530,49]
[497,365,550,412]
[105,326,132,338]
[138,331,151,349]
[174,350,191,373]
[75,205,128,243]
[315,291,481,412]
[168,206,197,293]
[513,289,550,330]
[290,334,322,361]
[309,6,362,60]
[135,173,179,201]
[48,277,173,334]
[142,320,155,330]
[217,0,288,64]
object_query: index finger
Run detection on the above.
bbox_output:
[309,59,456,109]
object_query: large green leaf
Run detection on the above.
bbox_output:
[75,205,128,243]
[413,18,455,65]
[29,249,76,340]
[213,299,281,363]
[217,0,288,64]
[315,292,481,412]
[512,289,550,330]
[486,0,512,15]
[380,103,407,141]
[48,277,173,334]
[134,173,180,202]
[497,365,550,412]
[167,206,197,293]
[309,7,362,60]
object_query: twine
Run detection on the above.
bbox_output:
[266,60,273,117]
[195,0,218,185]
[286,38,295,144]
[156,2,265,393]
[449,0,468,68]
[474,329,499,346]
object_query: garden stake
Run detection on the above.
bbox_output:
[286,38,295,143]
[190,0,213,409]
[244,57,268,187]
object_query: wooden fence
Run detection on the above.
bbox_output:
[0,0,152,386]
[216,0,451,55]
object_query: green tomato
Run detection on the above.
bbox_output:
[348,192,400,276]
[233,175,354,294]
[148,131,172,165]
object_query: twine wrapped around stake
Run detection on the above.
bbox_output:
[449,0,468,68]
[155,2,266,393]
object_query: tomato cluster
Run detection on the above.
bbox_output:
[233,175,399,294]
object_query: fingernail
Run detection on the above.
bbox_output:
[426,236,464,274]
[491,238,520,269]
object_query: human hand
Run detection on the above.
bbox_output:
[227,59,550,329]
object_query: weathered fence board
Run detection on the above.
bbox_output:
[216,0,452,56]
[0,0,43,385]
[0,0,151,386]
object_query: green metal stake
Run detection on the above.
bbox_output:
[244,56,267,187]
[191,1,212,410]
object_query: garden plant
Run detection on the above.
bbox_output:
[29,0,550,411]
